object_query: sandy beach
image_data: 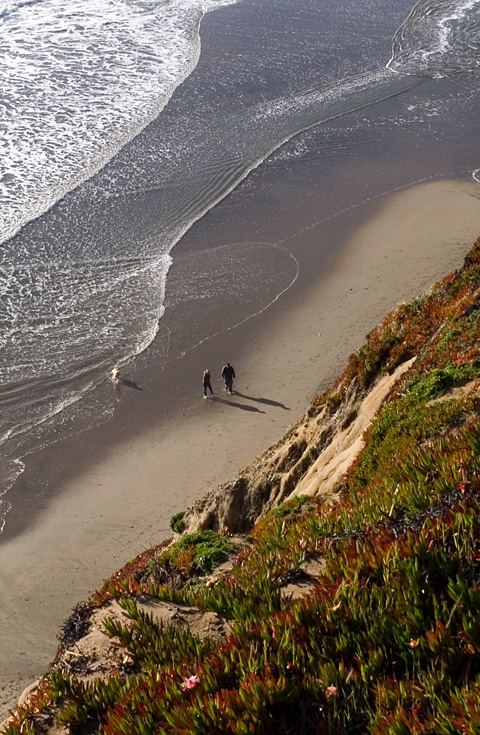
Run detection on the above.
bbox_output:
[1,174,480,719]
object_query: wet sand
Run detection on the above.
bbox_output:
[1,175,480,719]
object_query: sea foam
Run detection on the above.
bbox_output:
[0,0,238,245]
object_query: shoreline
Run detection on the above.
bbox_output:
[1,177,480,717]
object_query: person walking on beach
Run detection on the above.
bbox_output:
[221,362,235,394]
[203,369,214,398]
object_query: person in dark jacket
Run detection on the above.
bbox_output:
[221,362,235,394]
[203,369,214,397]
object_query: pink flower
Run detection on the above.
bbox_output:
[325,685,337,696]
[181,675,200,691]
[206,576,217,587]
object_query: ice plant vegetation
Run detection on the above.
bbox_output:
[5,238,480,734]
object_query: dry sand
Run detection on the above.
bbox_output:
[1,178,480,718]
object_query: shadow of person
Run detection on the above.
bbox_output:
[112,378,143,393]
[118,377,143,391]
[234,392,289,409]
[211,396,265,413]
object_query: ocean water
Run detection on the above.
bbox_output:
[1,0,480,527]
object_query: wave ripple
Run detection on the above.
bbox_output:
[389,0,480,78]
[0,0,237,244]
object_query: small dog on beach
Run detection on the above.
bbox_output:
[110,366,120,382]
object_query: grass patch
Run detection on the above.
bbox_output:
[163,529,234,573]
[169,511,185,534]
[405,362,480,403]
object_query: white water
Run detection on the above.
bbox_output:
[389,0,480,76]
[0,0,238,244]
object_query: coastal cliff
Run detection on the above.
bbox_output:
[4,238,480,734]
